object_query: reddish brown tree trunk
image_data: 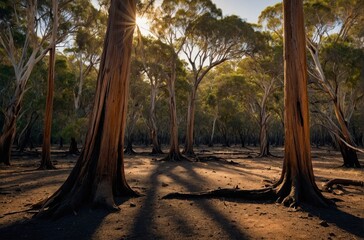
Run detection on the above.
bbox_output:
[273,0,329,207]
[39,0,57,170]
[36,0,138,217]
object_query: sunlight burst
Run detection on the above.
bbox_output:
[135,16,151,35]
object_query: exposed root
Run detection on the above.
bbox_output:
[37,164,57,170]
[160,151,192,162]
[281,195,299,208]
[196,155,239,165]
[322,178,364,192]
[162,187,275,200]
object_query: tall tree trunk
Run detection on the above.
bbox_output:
[258,122,269,157]
[274,0,329,207]
[74,52,84,113]
[333,101,360,167]
[149,86,163,154]
[0,86,24,165]
[18,112,38,152]
[208,114,218,147]
[183,87,197,156]
[124,134,136,155]
[36,0,138,217]
[162,60,186,161]
[40,0,57,170]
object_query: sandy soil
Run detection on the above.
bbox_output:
[0,146,363,240]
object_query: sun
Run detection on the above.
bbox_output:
[135,16,151,36]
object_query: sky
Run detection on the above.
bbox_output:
[212,0,281,23]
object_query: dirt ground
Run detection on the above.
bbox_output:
[0,146,363,240]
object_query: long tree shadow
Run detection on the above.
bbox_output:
[0,202,130,240]
[303,205,364,238]
[130,160,250,239]
[141,159,363,239]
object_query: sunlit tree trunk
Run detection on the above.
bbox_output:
[184,87,197,156]
[36,0,138,217]
[163,59,186,161]
[274,0,329,207]
[148,84,163,154]
[39,0,58,170]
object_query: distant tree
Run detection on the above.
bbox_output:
[36,0,138,217]
[237,43,283,157]
[136,37,168,154]
[0,0,91,165]
[182,4,259,156]
[150,1,190,161]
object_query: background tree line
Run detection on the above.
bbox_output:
[0,0,363,166]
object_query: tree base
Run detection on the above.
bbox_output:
[37,164,57,170]
[160,151,191,162]
[124,147,137,155]
[182,148,196,157]
[150,147,164,155]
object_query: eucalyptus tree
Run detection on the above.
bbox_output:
[135,37,169,154]
[124,58,149,155]
[66,3,107,114]
[0,0,90,165]
[0,0,52,165]
[182,6,259,156]
[164,0,331,208]
[149,0,195,161]
[259,0,364,167]
[237,43,283,157]
[36,0,138,217]
[39,0,58,169]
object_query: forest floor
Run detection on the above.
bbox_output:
[0,146,363,240]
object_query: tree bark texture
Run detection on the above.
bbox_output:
[183,87,197,156]
[36,0,138,217]
[162,59,186,161]
[40,0,58,170]
[258,122,269,157]
[149,86,163,154]
[273,0,329,207]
